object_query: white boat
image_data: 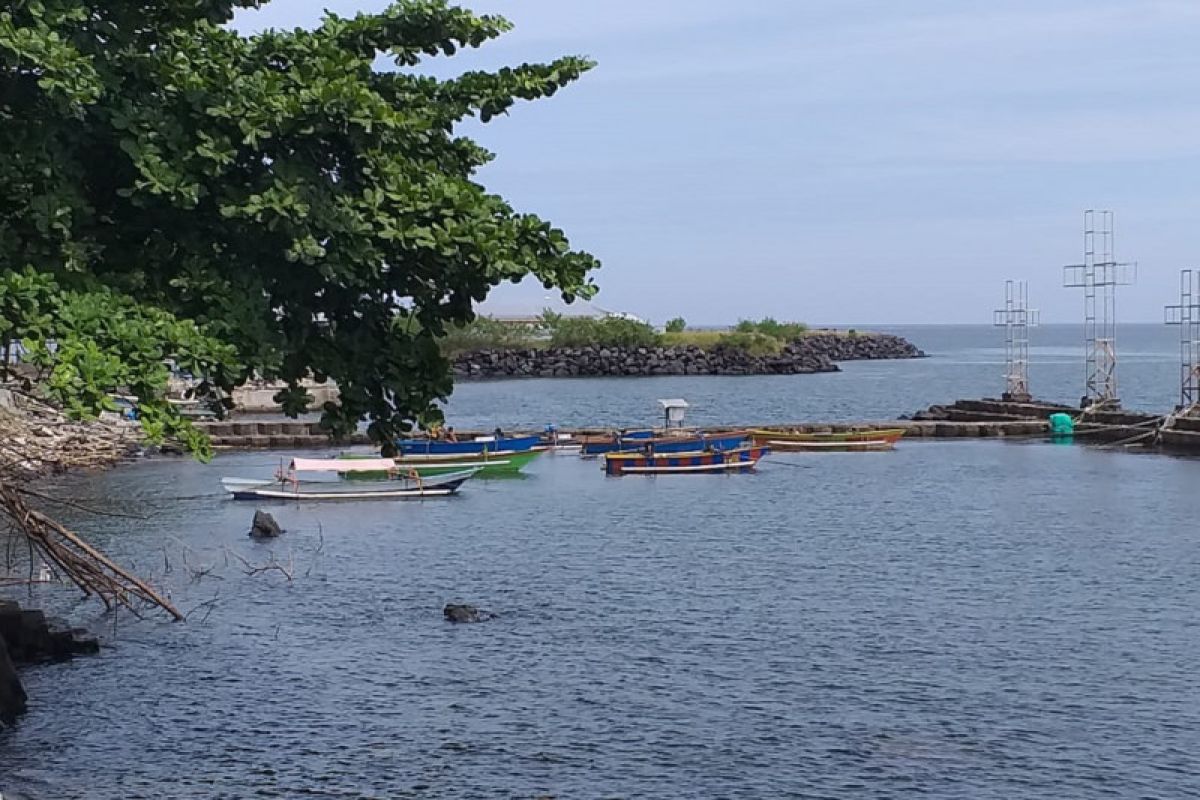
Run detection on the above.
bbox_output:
[221,457,479,500]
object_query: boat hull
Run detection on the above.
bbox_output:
[395,435,540,456]
[222,469,478,500]
[392,449,543,476]
[604,445,768,476]
[750,428,904,452]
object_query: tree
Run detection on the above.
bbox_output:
[0,0,599,450]
[664,317,686,333]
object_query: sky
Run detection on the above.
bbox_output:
[233,1,1200,325]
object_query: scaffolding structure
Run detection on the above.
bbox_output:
[992,280,1039,401]
[1062,210,1136,408]
[1164,269,1200,413]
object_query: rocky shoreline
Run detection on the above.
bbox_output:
[0,387,137,727]
[452,332,924,380]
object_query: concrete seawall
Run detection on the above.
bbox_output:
[194,420,369,449]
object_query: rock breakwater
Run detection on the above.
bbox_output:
[452,332,923,380]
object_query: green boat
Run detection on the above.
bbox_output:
[340,448,543,478]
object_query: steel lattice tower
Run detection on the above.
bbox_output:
[1062,210,1135,408]
[1164,269,1200,412]
[992,280,1038,401]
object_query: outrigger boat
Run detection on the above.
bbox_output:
[340,450,542,474]
[221,457,479,500]
[604,444,769,476]
[750,428,905,452]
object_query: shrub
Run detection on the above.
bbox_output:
[438,316,540,354]
[546,315,662,348]
[715,331,783,356]
[664,317,687,333]
[732,317,807,340]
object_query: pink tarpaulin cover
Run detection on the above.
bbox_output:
[290,458,396,473]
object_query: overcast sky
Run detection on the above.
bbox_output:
[235,1,1200,325]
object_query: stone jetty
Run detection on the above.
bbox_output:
[452,332,924,380]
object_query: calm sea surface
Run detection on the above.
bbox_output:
[2,324,1199,799]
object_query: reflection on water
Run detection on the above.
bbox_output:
[2,323,1198,799]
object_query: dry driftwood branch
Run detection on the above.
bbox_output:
[0,394,182,621]
[225,547,295,582]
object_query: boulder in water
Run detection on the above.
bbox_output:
[249,510,284,538]
[0,634,27,726]
[443,603,495,624]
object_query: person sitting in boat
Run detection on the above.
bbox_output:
[445,426,458,443]
[493,426,505,440]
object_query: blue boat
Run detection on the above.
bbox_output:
[395,434,541,457]
[579,429,657,456]
[585,431,750,456]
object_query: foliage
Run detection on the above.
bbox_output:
[733,317,809,341]
[438,315,541,354]
[0,0,599,446]
[541,312,661,349]
[1,269,239,459]
[0,267,57,375]
[715,331,782,357]
[664,317,686,333]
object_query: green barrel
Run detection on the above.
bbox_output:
[1049,412,1075,437]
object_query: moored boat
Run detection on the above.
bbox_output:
[395,434,540,456]
[340,448,543,477]
[584,430,750,457]
[222,457,479,500]
[603,444,769,476]
[578,429,657,456]
[750,428,904,452]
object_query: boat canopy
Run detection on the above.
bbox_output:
[290,457,397,473]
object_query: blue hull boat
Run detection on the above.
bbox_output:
[395,434,541,456]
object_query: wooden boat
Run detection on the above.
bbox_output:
[394,434,540,457]
[222,457,479,500]
[538,427,583,453]
[578,429,657,456]
[750,428,904,452]
[583,430,750,457]
[604,445,769,476]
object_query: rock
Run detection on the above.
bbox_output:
[443,603,495,624]
[0,634,27,726]
[250,509,284,538]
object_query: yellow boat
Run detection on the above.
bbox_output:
[750,428,905,452]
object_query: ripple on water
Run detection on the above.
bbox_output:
[2,434,1200,798]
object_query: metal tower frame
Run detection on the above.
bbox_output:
[1062,210,1136,408]
[1164,269,1200,413]
[992,280,1039,401]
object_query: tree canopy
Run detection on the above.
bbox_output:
[0,0,598,451]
